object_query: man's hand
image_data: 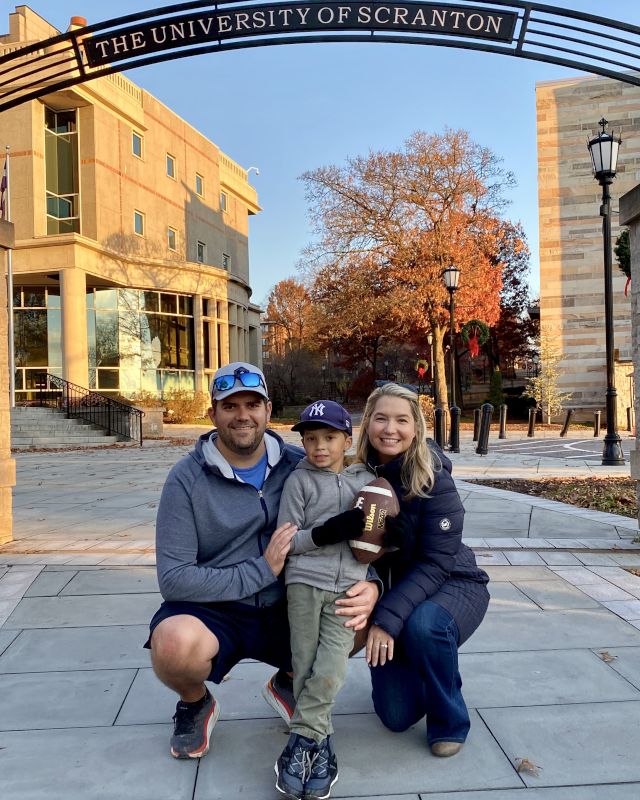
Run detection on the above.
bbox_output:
[264,522,297,576]
[335,580,379,630]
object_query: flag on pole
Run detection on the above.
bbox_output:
[0,155,7,220]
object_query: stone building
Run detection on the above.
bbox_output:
[537,73,639,421]
[0,6,262,402]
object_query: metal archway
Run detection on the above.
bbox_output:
[0,0,639,112]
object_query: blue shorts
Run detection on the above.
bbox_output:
[145,599,292,684]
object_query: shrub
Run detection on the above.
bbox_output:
[347,369,375,402]
[163,389,210,423]
[128,390,165,409]
[418,393,435,423]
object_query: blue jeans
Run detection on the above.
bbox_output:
[370,600,469,745]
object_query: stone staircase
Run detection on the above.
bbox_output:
[10,407,120,449]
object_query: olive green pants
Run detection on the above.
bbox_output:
[287,583,355,743]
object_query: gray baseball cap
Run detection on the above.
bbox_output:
[210,362,269,402]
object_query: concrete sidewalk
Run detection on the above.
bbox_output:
[1,431,640,799]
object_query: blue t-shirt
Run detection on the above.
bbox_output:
[232,452,268,490]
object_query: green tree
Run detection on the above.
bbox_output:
[524,335,572,424]
[615,229,630,279]
[487,368,505,410]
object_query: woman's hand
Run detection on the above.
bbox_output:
[335,579,379,629]
[366,624,394,667]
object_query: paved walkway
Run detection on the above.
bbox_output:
[1,427,640,799]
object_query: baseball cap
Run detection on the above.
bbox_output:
[210,362,269,402]
[292,400,352,434]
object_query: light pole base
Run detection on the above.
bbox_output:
[601,434,625,466]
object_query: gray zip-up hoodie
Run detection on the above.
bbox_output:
[277,458,374,593]
[155,429,304,607]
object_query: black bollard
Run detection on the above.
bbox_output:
[449,405,460,453]
[473,407,481,442]
[476,402,494,455]
[498,404,508,439]
[594,409,601,437]
[527,406,536,438]
[434,407,446,449]
[560,408,573,438]
[627,407,633,433]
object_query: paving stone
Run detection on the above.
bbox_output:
[460,649,640,708]
[577,582,635,602]
[544,539,587,549]
[505,551,546,566]
[610,553,640,567]
[480,701,640,787]
[475,552,510,566]
[59,567,159,595]
[486,582,540,613]
[0,669,136,730]
[483,566,556,582]
[0,567,42,600]
[530,508,618,539]
[0,630,19,657]
[513,579,599,610]
[515,538,553,549]
[0,724,197,800]
[602,599,640,620]
[460,609,640,654]
[421,786,640,800]
[194,713,519,799]
[550,567,608,584]
[0,625,150,673]
[590,646,640,690]
[588,567,640,597]
[462,538,488,548]
[24,570,77,596]
[2,593,161,628]
[575,553,618,566]
[539,551,582,566]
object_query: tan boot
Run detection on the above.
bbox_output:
[431,741,463,758]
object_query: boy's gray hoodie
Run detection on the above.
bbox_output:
[277,458,374,593]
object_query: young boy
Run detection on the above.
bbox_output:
[274,400,372,800]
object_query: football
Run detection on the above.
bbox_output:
[349,477,400,564]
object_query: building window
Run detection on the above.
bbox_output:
[166,153,176,179]
[13,285,62,399]
[132,131,143,159]
[45,107,80,235]
[220,190,228,212]
[195,173,204,197]
[168,227,177,251]
[197,241,206,264]
[222,253,231,270]
[134,210,145,236]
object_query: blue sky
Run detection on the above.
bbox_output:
[19,1,640,306]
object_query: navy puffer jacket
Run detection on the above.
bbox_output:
[369,442,489,639]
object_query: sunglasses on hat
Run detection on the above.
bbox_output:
[213,367,266,392]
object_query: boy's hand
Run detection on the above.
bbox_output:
[311,508,365,546]
[264,522,297,576]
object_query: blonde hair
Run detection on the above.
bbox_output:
[356,384,439,499]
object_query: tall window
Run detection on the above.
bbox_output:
[197,241,206,264]
[168,227,177,251]
[222,253,231,270]
[166,153,176,179]
[45,107,79,235]
[134,210,145,236]
[195,173,204,197]
[220,190,228,212]
[132,131,143,158]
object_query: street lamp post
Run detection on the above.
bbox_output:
[587,118,625,466]
[442,266,461,408]
[384,360,389,379]
[427,332,434,397]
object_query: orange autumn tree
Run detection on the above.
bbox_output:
[301,129,516,407]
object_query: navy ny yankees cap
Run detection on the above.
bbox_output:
[292,399,352,435]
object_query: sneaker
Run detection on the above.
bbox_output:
[170,688,219,759]
[263,670,296,723]
[275,733,316,800]
[304,736,338,800]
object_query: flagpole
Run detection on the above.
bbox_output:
[5,146,15,408]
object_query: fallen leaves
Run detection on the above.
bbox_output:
[515,757,542,776]
[597,651,618,663]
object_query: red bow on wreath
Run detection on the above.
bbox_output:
[468,335,480,358]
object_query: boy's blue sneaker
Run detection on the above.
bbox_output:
[304,736,338,800]
[275,733,316,800]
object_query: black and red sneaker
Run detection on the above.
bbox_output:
[262,670,295,723]
[170,687,219,759]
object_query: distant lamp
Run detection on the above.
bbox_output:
[247,166,260,177]
[586,118,625,466]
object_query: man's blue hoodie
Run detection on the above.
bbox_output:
[155,429,303,608]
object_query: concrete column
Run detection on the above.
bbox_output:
[0,220,17,544]
[60,268,88,387]
[193,294,204,395]
[619,186,640,518]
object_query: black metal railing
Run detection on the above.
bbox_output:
[35,373,143,446]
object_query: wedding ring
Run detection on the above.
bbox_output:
[380,644,388,649]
